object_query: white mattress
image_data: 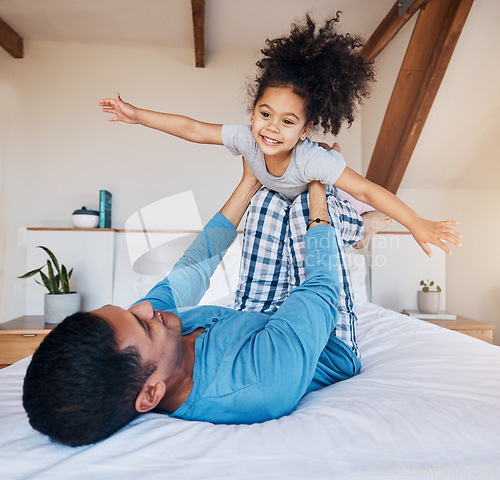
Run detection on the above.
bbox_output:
[1,303,499,480]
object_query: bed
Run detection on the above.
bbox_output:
[1,297,500,479]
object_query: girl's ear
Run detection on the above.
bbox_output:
[300,122,313,141]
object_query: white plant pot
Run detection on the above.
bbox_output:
[44,292,81,324]
[417,291,441,314]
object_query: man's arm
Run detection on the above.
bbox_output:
[131,159,261,310]
[219,157,262,228]
[308,181,331,228]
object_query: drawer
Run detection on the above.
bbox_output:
[455,329,493,344]
[0,333,49,365]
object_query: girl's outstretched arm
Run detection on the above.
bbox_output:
[334,167,461,257]
[99,93,223,145]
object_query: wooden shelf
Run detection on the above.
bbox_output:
[27,227,116,232]
[26,227,246,234]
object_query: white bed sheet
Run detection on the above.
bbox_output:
[1,303,499,480]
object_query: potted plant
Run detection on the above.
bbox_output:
[18,246,81,324]
[417,279,442,314]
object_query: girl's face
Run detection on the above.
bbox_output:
[251,86,312,162]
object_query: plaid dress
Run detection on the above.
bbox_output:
[234,187,364,358]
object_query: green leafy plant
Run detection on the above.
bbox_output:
[420,279,441,293]
[18,246,73,294]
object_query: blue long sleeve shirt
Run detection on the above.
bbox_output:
[133,213,360,424]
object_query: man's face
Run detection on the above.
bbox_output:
[91,302,184,380]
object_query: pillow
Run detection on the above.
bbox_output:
[345,248,370,305]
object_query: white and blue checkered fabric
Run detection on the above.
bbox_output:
[234,187,364,357]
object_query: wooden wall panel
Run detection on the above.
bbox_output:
[191,0,205,67]
[365,0,475,193]
[0,16,23,58]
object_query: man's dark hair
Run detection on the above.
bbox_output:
[250,13,375,135]
[22,311,157,447]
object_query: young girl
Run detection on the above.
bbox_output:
[99,14,461,257]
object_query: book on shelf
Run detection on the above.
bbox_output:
[402,309,457,320]
[99,190,112,228]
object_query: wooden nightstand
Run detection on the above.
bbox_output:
[421,315,495,344]
[0,316,56,368]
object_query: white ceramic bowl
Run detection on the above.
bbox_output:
[72,207,99,228]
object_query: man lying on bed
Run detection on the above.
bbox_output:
[22,160,366,448]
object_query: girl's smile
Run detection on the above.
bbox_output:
[251,86,312,164]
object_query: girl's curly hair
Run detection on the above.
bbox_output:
[249,13,375,136]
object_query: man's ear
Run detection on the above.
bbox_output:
[300,121,313,141]
[135,380,166,413]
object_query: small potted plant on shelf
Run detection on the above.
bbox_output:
[18,246,81,324]
[417,279,442,314]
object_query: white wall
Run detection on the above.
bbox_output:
[397,188,500,340]
[0,40,362,322]
[361,0,500,344]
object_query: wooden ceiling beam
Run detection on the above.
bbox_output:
[0,16,23,58]
[365,0,475,193]
[191,0,205,68]
[361,0,431,62]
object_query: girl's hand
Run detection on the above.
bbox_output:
[99,93,140,124]
[409,218,461,257]
[318,141,341,153]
